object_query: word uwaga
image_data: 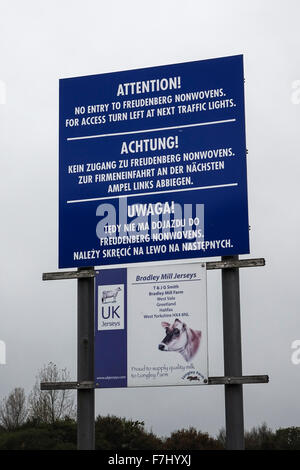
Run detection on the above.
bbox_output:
[128,201,174,217]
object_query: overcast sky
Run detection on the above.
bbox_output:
[0,0,300,437]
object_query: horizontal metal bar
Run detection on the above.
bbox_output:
[42,270,94,281]
[206,258,265,270]
[40,381,94,390]
[41,375,269,390]
[208,375,269,385]
[42,258,265,281]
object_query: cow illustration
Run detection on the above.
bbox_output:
[101,287,122,304]
[158,319,201,362]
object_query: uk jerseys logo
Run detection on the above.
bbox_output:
[98,284,124,331]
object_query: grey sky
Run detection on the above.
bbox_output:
[0,0,299,437]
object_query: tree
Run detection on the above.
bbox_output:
[95,415,163,450]
[217,427,226,448]
[275,427,300,450]
[0,388,28,430]
[28,362,75,424]
[0,419,77,450]
[164,427,222,450]
[245,423,275,450]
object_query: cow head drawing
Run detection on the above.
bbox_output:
[158,319,201,362]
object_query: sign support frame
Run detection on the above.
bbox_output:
[77,267,95,450]
[41,257,267,450]
[222,255,244,450]
[41,375,269,390]
[43,258,265,281]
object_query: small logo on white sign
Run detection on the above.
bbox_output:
[98,284,124,331]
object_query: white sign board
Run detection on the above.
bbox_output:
[95,263,208,387]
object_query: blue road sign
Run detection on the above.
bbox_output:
[59,55,249,268]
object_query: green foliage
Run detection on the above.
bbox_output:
[218,423,300,450]
[0,415,162,450]
[95,415,163,450]
[164,427,222,450]
[0,419,77,450]
[275,427,300,450]
[0,411,299,450]
[245,423,276,450]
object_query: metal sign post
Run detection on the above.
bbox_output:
[77,267,95,450]
[41,258,268,451]
[222,255,244,449]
